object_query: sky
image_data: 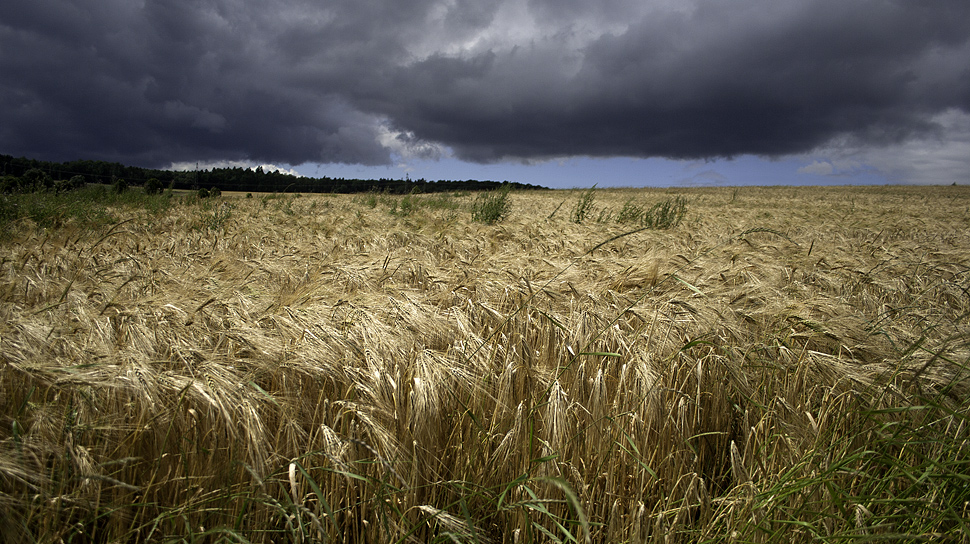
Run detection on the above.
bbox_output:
[2,0,969,188]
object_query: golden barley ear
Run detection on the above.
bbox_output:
[3,187,969,542]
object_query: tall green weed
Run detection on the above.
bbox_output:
[471,186,512,224]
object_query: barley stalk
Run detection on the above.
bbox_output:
[2,186,969,542]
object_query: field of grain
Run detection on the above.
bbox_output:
[2,186,969,543]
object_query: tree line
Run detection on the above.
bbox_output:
[0,154,546,194]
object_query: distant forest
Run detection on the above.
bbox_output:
[0,154,547,194]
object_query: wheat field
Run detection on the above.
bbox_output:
[2,186,969,543]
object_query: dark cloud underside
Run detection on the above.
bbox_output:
[1,0,968,167]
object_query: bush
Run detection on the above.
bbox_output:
[144,178,163,195]
[51,175,86,194]
[1,175,23,194]
[198,188,210,198]
[471,186,512,224]
[23,169,53,192]
[113,178,128,194]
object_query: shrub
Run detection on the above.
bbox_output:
[0,176,17,194]
[21,169,53,192]
[209,186,222,197]
[198,188,210,198]
[113,178,128,194]
[51,175,86,194]
[471,186,512,224]
[144,178,163,195]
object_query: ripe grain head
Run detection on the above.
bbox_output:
[3,186,969,542]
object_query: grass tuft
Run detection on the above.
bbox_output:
[571,185,596,223]
[471,186,512,224]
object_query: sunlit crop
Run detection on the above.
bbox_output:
[2,186,969,543]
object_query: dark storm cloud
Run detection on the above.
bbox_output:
[0,0,415,166]
[377,0,970,162]
[1,0,968,167]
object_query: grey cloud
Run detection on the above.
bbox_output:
[162,101,227,132]
[374,0,970,162]
[1,0,408,166]
[1,0,968,169]
[525,0,645,30]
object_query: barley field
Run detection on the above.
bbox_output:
[2,186,969,543]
